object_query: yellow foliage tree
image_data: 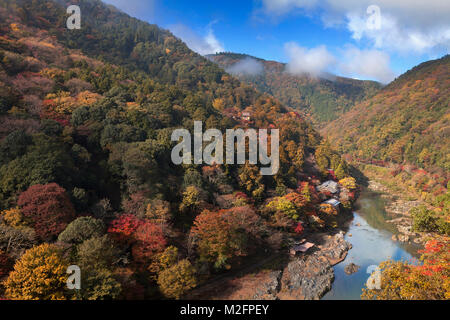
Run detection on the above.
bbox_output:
[319,203,338,216]
[4,244,69,300]
[212,98,226,111]
[0,207,28,228]
[76,91,101,106]
[157,259,197,299]
[148,245,179,275]
[339,177,357,190]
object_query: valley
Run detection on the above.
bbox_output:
[0,0,448,302]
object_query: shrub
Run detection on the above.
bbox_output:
[411,205,438,233]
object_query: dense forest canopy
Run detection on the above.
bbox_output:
[323,55,450,174]
[0,0,356,299]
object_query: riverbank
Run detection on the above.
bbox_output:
[186,229,353,300]
[367,178,429,246]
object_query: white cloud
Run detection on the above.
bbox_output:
[345,10,450,53]
[226,57,264,76]
[259,0,450,53]
[284,43,336,77]
[169,24,225,56]
[338,46,396,83]
[283,42,395,83]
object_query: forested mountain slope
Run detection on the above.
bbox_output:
[323,55,450,173]
[0,0,356,300]
[207,53,382,125]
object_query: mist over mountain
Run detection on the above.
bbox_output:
[208,52,382,126]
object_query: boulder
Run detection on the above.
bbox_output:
[344,263,360,275]
[321,231,353,265]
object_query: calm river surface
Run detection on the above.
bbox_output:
[322,189,421,300]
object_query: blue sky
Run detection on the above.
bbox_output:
[103,0,450,83]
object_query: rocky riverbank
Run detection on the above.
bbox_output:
[252,231,352,300]
[367,180,427,245]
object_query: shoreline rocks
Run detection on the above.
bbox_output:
[367,181,425,245]
[273,232,352,300]
[278,253,334,300]
[252,271,282,300]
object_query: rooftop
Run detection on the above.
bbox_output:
[324,198,341,207]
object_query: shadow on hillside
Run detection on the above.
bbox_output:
[350,165,369,187]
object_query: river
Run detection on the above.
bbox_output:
[322,188,421,300]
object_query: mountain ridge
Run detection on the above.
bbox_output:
[323,54,450,173]
[207,52,382,126]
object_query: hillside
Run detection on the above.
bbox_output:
[323,55,450,174]
[207,52,382,126]
[0,0,357,300]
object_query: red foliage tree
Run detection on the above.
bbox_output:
[131,221,166,264]
[18,183,76,241]
[108,214,142,243]
[294,222,304,234]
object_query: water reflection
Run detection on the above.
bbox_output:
[323,190,420,300]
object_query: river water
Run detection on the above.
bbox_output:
[322,189,421,300]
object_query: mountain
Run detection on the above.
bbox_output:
[207,52,382,126]
[0,0,356,300]
[323,55,450,173]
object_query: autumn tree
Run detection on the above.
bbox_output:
[74,235,122,300]
[75,268,122,300]
[131,221,166,264]
[58,216,105,244]
[4,244,68,300]
[190,206,260,269]
[149,245,179,275]
[362,240,450,300]
[238,162,265,200]
[179,185,206,214]
[339,177,357,190]
[0,224,36,258]
[108,214,142,243]
[267,197,299,220]
[157,259,197,299]
[0,207,28,229]
[335,161,349,180]
[18,183,76,241]
[145,199,172,234]
[77,235,118,270]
